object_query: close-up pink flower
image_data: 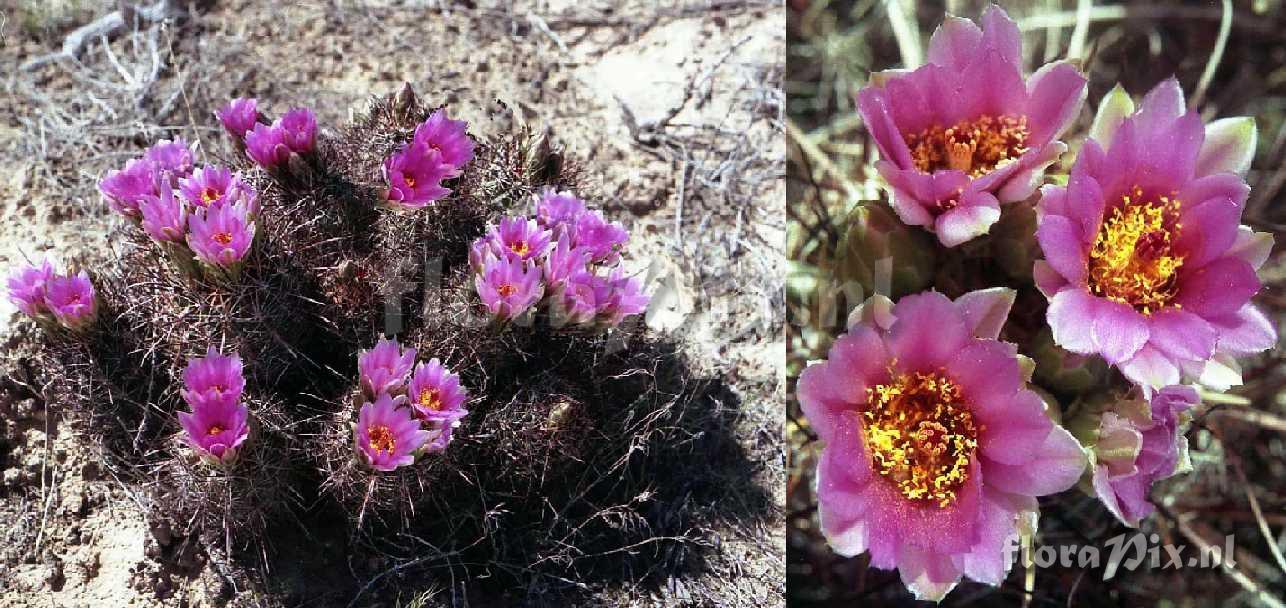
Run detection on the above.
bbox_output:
[6,260,54,318]
[216,97,259,140]
[1034,78,1275,390]
[407,358,468,424]
[358,337,417,399]
[571,210,629,265]
[491,216,553,265]
[178,398,250,464]
[181,347,246,410]
[535,189,587,236]
[1089,385,1197,528]
[187,203,256,268]
[411,108,474,176]
[244,123,293,169]
[44,270,97,330]
[475,254,544,321]
[542,234,592,289]
[856,5,1086,246]
[557,270,614,325]
[179,165,252,211]
[354,393,431,472]
[797,290,1085,600]
[144,138,195,182]
[601,267,650,327]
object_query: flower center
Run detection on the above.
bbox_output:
[863,369,978,508]
[213,232,234,246]
[510,241,530,256]
[368,425,396,455]
[1088,187,1185,315]
[906,115,1030,177]
[404,175,417,188]
[201,187,220,204]
[497,283,517,297]
[207,425,223,436]
[418,388,442,411]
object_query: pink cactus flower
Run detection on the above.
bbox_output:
[542,234,592,289]
[216,97,259,140]
[100,158,159,218]
[407,358,469,424]
[557,270,614,325]
[475,255,544,321]
[6,260,54,317]
[355,393,432,472]
[144,138,195,181]
[572,210,629,265]
[857,5,1087,246]
[492,216,553,264]
[1034,78,1275,391]
[178,398,250,464]
[601,268,650,327]
[181,347,246,410]
[535,189,587,236]
[140,184,188,244]
[1091,386,1197,527]
[798,290,1086,601]
[187,204,256,267]
[244,123,292,169]
[179,165,251,211]
[383,144,452,209]
[279,107,317,154]
[45,270,97,330]
[412,108,474,176]
[468,234,500,274]
[358,337,417,399]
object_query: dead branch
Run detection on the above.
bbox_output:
[19,0,183,72]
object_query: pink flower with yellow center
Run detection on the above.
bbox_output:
[857,5,1086,246]
[383,144,452,209]
[178,397,250,464]
[6,260,54,318]
[407,358,468,430]
[1034,78,1275,391]
[492,216,553,264]
[354,393,431,472]
[474,255,544,321]
[798,290,1085,601]
[187,204,256,268]
[178,165,253,211]
[411,108,474,176]
[44,271,97,331]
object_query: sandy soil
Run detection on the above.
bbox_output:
[0,1,784,605]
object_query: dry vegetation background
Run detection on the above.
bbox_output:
[788,0,1286,606]
[0,0,785,605]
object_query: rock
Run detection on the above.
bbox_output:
[3,468,22,487]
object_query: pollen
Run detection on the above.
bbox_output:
[510,241,530,256]
[418,388,442,411]
[404,175,417,188]
[207,425,223,436]
[368,425,396,455]
[213,232,234,246]
[863,369,979,508]
[905,115,1030,177]
[497,283,517,297]
[1087,187,1185,315]
[201,187,220,204]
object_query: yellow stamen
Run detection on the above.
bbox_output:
[510,241,530,256]
[864,368,979,508]
[201,187,220,204]
[418,388,443,411]
[906,115,1030,177]
[207,425,223,436]
[1088,186,1185,315]
[213,232,234,246]
[368,425,396,455]
[405,175,417,188]
[497,284,517,297]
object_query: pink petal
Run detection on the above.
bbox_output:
[1119,344,1180,389]
[1175,256,1259,318]
[978,389,1054,466]
[1032,260,1069,298]
[926,14,983,70]
[953,287,1016,341]
[1175,196,1243,268]
[898,545,963,602]
[1025,61,1087,144]
[947,340,1022,407]
[1177,173,1250,213]
[1147,307,1217,362]
[961,490,1033,585]
[857,89,914,170]
[886,291,970,372]
[1036,214,1088,284]
[982,424,1086,496]
[1047,288,1101,354]
[935,194,1000,247]
[1212,304,1278,354]
[979,4,1022,67]
[1091,299,1149,364]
